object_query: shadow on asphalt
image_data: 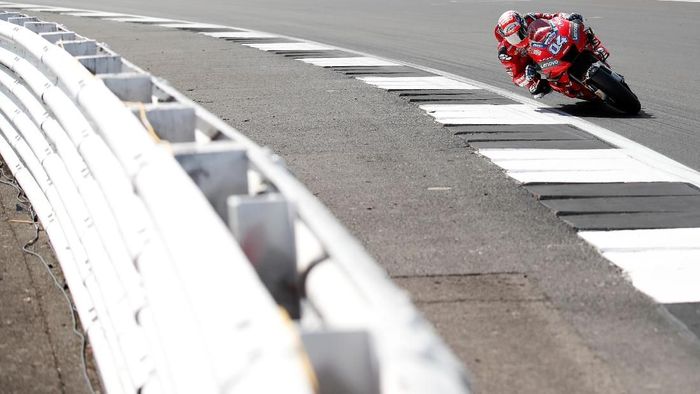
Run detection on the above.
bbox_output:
[553,101,654,119]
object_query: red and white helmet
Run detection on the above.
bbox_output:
[497,10,528,48]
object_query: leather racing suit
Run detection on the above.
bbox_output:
[494,12,608,97]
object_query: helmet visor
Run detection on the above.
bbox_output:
[505,28,526,46]
[505,33,523,46]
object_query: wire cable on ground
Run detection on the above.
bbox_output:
[0,160,95,394]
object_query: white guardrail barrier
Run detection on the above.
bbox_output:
[0,9,470,394]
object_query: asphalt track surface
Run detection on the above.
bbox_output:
[25,0,700,171]
[3,1,700,393]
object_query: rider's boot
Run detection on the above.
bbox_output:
[528,79,552,99]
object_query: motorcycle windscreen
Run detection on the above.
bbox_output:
[527,19,553,44]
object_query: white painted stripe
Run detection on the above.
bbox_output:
[580,228,700,251]
[496,157,648,172]
[106,17,181,23]
[20,7,82,12]
[629,271,700,304]
[604,250,700,303]
[62,12,130,18]
[299,57,401,67]
[433,116,564,125]
[431,112,561,126]
[243,43,335,51]
[479,149,629,161]
[0,3,46,8]
[201,31,278,39]
[421,104,567,124]
[158,23,229,29]
[422,103,556,114]
[510,169,678,184]
[358,76,478,90]
[605,250,700,269]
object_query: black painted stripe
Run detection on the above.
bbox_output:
[405,94,504,100]
[448,124,592,134]
[526,182,700,199]
[223,37,295,44]
[420,98,517,105]
[451,124,613,149]
[344,70,427,76]
[542,195,700,214]
[397,89,480,96]
[469,140,613,149]
[400,90,508,99]
[123,19,179,25]
[559,212,700,230]
[666,303,700,339]
[399,90,517,105]
[469,140,612,149]
[460,131,591,142]
[275,50,353,58]
[177,26,243,33]
[331,66,431,77]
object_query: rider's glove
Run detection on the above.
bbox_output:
[566,13,584,22]
[498,46,512,62]
[525,64,539,82]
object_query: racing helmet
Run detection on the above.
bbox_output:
[497,10,528,48]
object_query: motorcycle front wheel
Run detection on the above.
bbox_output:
[587,66,641,115]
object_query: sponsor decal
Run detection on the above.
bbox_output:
[504,22,518,34]
[571,22,580,41]
[544,32,556,45]
[539,58,560,69]
[530,42,546,49]
[498,53,512,62]
[548,35,568,55]
[530,48,542,56]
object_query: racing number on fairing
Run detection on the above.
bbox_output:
[548,35,568,55]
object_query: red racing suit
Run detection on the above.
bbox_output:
[494,12,562,90]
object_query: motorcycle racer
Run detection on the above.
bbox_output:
[494,10,609,98]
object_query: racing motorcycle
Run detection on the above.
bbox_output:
[527,17,641,114]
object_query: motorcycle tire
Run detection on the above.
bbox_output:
[588,67,641,115]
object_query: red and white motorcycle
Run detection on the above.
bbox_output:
[526,16,641,114]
